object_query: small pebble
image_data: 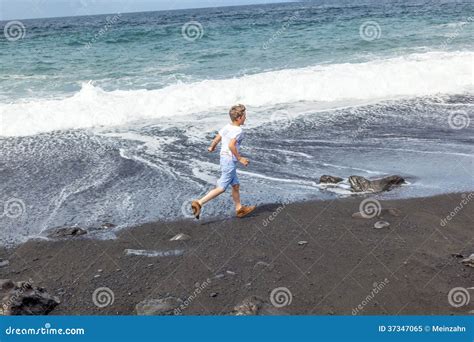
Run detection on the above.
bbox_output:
[101,222,116,229]
[210,292,218,298]
[94,274,101,278]
[298,241,308,245]
[374,221,390,229]
[170,233,191,241]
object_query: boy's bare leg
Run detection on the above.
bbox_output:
[198,187,225,206]
[231,184,242,211]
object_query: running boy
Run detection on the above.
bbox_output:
[191,104,256,219]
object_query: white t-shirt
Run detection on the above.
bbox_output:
[218,123,244,161]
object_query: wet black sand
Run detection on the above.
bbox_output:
[1,193,473,315]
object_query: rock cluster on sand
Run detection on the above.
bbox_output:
[47,226,87,238]
[319,175,343,184]
[348,175,405,193]
[320,174,405,193]
[0,279,60,315]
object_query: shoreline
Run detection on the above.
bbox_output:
[1,192,473,315]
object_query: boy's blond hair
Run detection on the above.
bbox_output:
[229,104,246,122]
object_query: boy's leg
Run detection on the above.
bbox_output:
[230,176,255,218]
[231,184,242,211]
[192,187,224,219]
[198,187,225,206]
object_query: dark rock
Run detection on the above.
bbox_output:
[0,279,60,315]
[349,175,405,193]
[47,227,87,238]
[0,279,15,291]
[135,296,183,315]
[232,296,285,315]
[319,175,344,184]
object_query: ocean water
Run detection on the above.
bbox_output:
[0,0,473,246]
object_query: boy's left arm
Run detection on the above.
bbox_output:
[208,133,221,152]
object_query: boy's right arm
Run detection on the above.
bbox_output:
[208,134,221,152]
[229,138,249,167]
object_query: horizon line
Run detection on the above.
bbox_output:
[0,1,296,22]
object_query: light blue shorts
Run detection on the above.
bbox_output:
[217,157,239,190]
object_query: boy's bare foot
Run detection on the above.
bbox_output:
[191,200,201,219]
[236,205,256,218]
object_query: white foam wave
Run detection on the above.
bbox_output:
[1,51,472,137]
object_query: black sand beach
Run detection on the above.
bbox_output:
[1,193,473,315]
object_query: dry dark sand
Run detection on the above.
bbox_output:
[1,193,473,315]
